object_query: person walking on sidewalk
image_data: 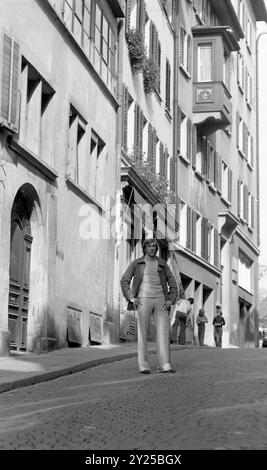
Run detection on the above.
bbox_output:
[196,308,208,346]
[213,304,226,348]
[171,297,194,344]
[120,238,178,374]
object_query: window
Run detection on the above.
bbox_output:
[238,251,252,292]
[64,1,117,95]
[165,59,171,113]
[198,43,212,82]
[64,0,92,53]
[67,105,87,188]
[20,58,54,164]
[179,28,192,76]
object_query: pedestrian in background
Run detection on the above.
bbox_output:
[213,304,226,348]
[120,239,178,374]
[171,297,194,344]
[196,308,208,346]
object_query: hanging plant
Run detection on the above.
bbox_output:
[126,29,147,74]
[143,58,160,94]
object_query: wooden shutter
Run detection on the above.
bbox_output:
[170,156,176,191]
[187,35,192,74]
[237,179,241,217]
[134,103,139,157]
[228,169,232,203]
[236,111,240,149]
[179,28,185,64]
[149,21,154,58]
[243,184,248,222]
[165,59,171,111]
[137,0,146,38]
[1,34,20,132]
[148,122,153,162]
[192,124,197,168]
[201,217,209,260]
[125,0,131,34]
[164,150,168,179]
[251,195,254,229]
[242,121,247,158]
[159,142,165,177]
[217,154,222,193]
[176,105,181,155]
[250,135,254,167]
[191,210,197,253]
[186,206,192,249]
[206,142,211,183]
[214,228,220,268]
[152,128,157,172]
[187,118,192,161]
[122,85,128,151]
[201,136,207,176]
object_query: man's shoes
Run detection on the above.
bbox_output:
[140,370,151,374]
[157,368,176,374]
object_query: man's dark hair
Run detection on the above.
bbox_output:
[142,238,159,254]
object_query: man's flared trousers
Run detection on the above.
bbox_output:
[137,296,171,372]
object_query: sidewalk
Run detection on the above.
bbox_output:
[0,342,196,394]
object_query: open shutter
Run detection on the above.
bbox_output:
[148,123,153,162]
[159,142,165,177]
[250,135,254,167]
[186,206,192,249]
[191,210,196,253]
[201,137,207,176]
[187,35,192,75]
[187,118,192,161]
[152,128,157,173]
[134,103,139,157]
[176,105,181,155]
[251,195,254,230]
[237,179,241,217]
[243,184,248,222]
[125,0,131,34]
[228,169,232,203]
[192,124,197,168]
[137,0,146,38]
[169,156,176,191]
[1,34,20,132]
[243,121,247,158]
[217,154,222,194]
[214,228,220,268]
[236,111,239,149]
[122,85,128,151]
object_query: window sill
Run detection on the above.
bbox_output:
[194,169,205,181]
[246,99,252,111]
[238,83,244,95]
[165,108,172,122]
[179,64,191,80]
[238,148,246,160]
[248,225,254,234]
[65,177,104,213]
[8,138,58,181]
[221,195,231,208]
[179,153,190,166]
[154,89,162,104]
[238,216,246,225]
[208,182,217,194]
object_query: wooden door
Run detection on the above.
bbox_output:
[8,194,32,351]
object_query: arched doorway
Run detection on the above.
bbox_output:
[9,190,33,351]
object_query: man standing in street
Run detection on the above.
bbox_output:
[213,304,226,348]
[120,239,178,374]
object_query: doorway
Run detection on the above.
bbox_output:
[8,191,32,351]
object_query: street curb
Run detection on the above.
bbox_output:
[0,344,199,394]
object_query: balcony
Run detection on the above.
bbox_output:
[192,26,239,131]
[193,81,232,128]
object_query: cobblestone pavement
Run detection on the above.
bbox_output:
[0,347,266,450]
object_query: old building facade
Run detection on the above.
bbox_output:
[0,0,123,355]
[0,0,266,356]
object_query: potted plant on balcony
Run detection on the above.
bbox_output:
[126,28,147,74]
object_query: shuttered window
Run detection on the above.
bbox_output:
[149,21,161,94]
[165,59,171,112]
[122,85,129,151]
[0,34,20,132]
[214,228,220,268]
[134,103,144,159]
[179,27,192,75]
[136,0,147,38]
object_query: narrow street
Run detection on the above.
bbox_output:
[0,347,266,450]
